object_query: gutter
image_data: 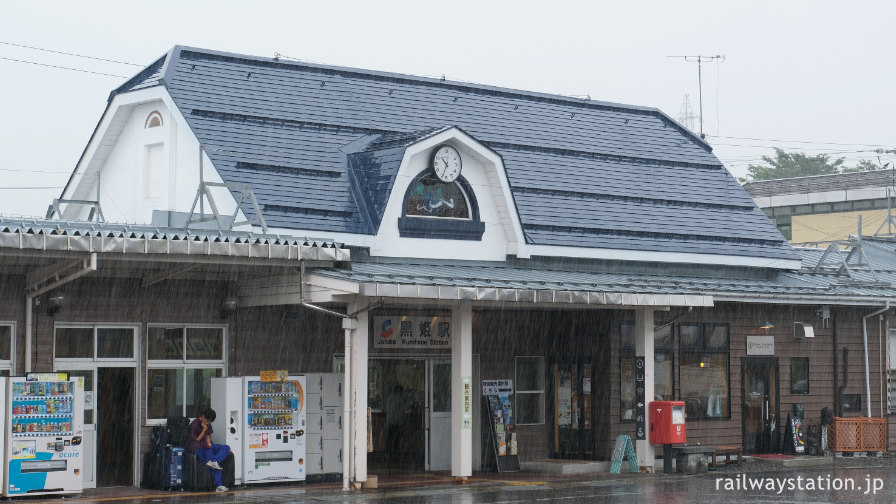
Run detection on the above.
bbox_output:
[862,302,889,417]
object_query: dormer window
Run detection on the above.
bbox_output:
[398,170,484,240]
[145,111,163,128]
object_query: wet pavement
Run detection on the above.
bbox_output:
[5,457,896,503]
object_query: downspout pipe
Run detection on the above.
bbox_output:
[25,253,97,372]
[862,302,889,417]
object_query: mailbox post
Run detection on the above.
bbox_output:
[649,401,686,474]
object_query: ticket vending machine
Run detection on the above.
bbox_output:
[649,400,686,474]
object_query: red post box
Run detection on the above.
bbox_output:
[649,400,686,444]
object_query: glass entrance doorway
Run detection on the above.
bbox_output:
[368,357,452,472]
[742,357,779,453]
[552,361,594,459]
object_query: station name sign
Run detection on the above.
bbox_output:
[373,316,451,349]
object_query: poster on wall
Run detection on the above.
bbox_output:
[557,369,572,426]
[373,316,451,349]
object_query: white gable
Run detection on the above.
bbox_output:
[371,128,528,261]
[59,88,243,227]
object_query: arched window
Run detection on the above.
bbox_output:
[145,111,163,128]
[398,171,484,240]
[405,173,471,219]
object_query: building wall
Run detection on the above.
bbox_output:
[0,272,893,470]
[792,209,890,243]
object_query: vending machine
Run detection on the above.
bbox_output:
[4,374,84,497]
[210,377,244,485]
[242,376,306,483]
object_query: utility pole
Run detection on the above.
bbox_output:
[668,55,724,139]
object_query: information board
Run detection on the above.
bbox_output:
[635,356,646,440]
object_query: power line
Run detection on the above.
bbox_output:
[708,134,890,148]
[0,186,62,190]
[0,41,141,66]
[0,168,72,174]
[0,56,128,78]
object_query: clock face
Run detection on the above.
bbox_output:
[431,145,462,183]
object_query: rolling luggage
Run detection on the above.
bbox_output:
[164,446,185,490]
[140,449,165,489]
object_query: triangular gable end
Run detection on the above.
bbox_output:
[57,85,248,231]
[372,127,528,261]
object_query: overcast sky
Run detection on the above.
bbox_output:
[1,1,894,218]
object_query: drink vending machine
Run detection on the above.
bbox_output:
[211,376,307,485]
[3,374,85,497]
[244,376,306,483]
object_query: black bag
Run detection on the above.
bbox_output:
[167,416,192,449]
[150,425,169,452]
[140,449,164,489]
[221,452,235,488]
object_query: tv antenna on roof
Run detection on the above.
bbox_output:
[668,55,724,139]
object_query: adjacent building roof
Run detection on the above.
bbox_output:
[104,45,796,264]
[743,168,896,198]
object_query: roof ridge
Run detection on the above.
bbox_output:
[171,45,707,148]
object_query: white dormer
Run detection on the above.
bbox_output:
[372,127,528,261]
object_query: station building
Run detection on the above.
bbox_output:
[3,46,896,488]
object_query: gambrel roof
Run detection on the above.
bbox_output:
[92,45,796,264]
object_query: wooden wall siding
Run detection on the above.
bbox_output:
[1,271,895,462]
[473,309,620,462]
[0,275,26,374]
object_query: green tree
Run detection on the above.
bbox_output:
[746,148,844,180]
[840,159,883,173]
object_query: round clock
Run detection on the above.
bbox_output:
[431,144,462,183]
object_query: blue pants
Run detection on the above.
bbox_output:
[194,444,230,487]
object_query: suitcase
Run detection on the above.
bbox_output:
[184,452,214,491]
[140,449,164,490]
[185,451,235,491]
[165,446,185,490]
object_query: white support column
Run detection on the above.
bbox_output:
[451,301,473,480]
[634,308,655,472]
[341,315,356,491]
[348,297,369,486]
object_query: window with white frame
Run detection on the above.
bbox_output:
[147,325,225,420]
[515,356,545,425]
[55,325,136,360]
[0,323,13,376]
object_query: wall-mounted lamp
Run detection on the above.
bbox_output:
[221,296,238,319]
[46,292,65,317]
[794,322,815,338]
[760,319,774,330]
